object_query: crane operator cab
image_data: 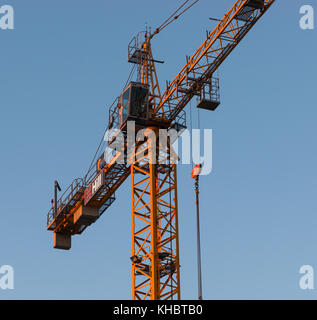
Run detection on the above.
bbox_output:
[119,82,150,131]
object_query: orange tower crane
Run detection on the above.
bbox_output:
[46,0,275,300]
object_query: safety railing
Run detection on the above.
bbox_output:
[47,178,84,226]
[128,31,147,64]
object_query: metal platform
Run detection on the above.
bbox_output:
[47,178,84,230]
[197,99,220,111]
[128,32,148,65]
[196,76,220,111]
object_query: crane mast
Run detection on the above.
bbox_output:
[46,0,275,300]
[128,37,181,300]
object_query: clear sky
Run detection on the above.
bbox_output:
[1,0,317,300]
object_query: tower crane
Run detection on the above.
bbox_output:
[46,0,275,300]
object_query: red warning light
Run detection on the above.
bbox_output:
[191,164,202,179]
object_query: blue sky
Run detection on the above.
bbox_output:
[1,0,317,299]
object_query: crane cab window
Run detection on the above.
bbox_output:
[119,82,149,129]
[121,87,130,124]
[130,86,148,118]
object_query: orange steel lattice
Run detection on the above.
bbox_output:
[154,0,275,121]
[131,130,180,300]
[46,0,275,300]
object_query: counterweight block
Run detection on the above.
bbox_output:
[53,232,71,250]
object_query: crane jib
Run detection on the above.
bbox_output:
[154,0,275,119]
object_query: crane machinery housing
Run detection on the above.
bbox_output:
[46,0,275,300]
